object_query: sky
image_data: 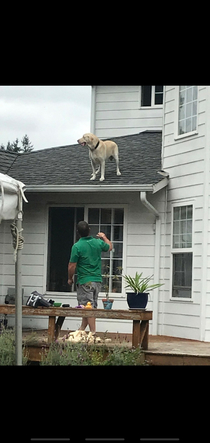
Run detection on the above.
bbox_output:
[0,86,92,151]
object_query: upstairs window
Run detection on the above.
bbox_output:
[141,86,163,107]
[178,86,197,135]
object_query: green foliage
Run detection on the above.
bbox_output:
[0,328,28,365]
[123,272,164,294]
[0,134,34,153]
[103,345,145,366]
[40,341,145,366]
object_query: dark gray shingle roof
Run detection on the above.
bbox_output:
[0,150,18,174]
[0,131,163,187]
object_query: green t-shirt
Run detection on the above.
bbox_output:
[69,236,110,284]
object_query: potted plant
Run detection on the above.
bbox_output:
[122,272,163,309]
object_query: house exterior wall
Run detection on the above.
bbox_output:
[0,190,165,334]
[91,86,163,138]
[161,85,209,341]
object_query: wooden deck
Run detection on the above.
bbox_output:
[22,329,210,365]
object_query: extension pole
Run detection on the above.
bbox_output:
[15,191,23,365]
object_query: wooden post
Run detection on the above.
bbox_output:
[55,316,65,340]
[140,320,149,350]
[48,316,56,344]
[132,320,141,348]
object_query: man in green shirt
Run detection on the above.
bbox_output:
[68,220,112,334]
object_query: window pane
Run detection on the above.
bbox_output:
[172,253,192,298]
[101,208,111,224]
[112,259,123,275]
[174,207,180,220]
[112,277,122,293]
[113,225,123,241]
[89,225,99,238]
[113,242,123,258]
[88,208,99,224]
[155,85,163,93]
[100,225,111,239]
[187,205,192,219]
[173,205,193,249]
[141,86,152,106]
[192,116,197,131]
[155,86,163,105]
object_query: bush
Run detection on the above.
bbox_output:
[40,341,145,366]
[0,328,28,365]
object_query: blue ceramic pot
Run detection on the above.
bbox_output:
[126,292,148,309]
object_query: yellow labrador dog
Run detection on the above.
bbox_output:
[77,133,121,182]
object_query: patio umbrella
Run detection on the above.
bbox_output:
[0,173,28,365]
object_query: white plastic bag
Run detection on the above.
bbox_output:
[0,173,28,223]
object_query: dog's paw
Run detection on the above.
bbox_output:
[117,171,121,176]
[90,175,96,181]
[99,177,105,182]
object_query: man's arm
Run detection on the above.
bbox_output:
[68,262,77,286]
[97,232,113,251]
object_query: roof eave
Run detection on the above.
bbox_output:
[25,179,168,194]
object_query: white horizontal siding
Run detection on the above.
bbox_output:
[93,86,163,138]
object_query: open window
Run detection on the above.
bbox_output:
[47,207,84,292]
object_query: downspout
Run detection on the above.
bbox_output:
[140,191,161,336]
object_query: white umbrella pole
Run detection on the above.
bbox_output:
[15,191,23,366]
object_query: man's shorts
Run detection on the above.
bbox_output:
[76,282,101,308]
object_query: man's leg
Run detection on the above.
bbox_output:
[79,317,88,331]
[77,283,95,332]
[87,317,96,333]
[86,283,101,333]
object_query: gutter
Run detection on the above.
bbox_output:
[26,184,155,193]
[25,178,169,194]
[140,191,161,336]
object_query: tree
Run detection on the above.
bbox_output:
[21,134,34,153]
[0,135,34,153]
[10,138,21,153]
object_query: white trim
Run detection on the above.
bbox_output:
[174,130,198,141]
[169,201,194,302]
[200,88,210,341]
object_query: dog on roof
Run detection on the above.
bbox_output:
[77,132,121,182]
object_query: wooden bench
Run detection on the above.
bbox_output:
[0,305,152,349]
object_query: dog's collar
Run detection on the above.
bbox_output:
[94,140,100,150]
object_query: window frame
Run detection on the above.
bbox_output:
[44,203,127,298]
[170,201,194,302]
[139,85,164,108]
[174,86,198,140]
